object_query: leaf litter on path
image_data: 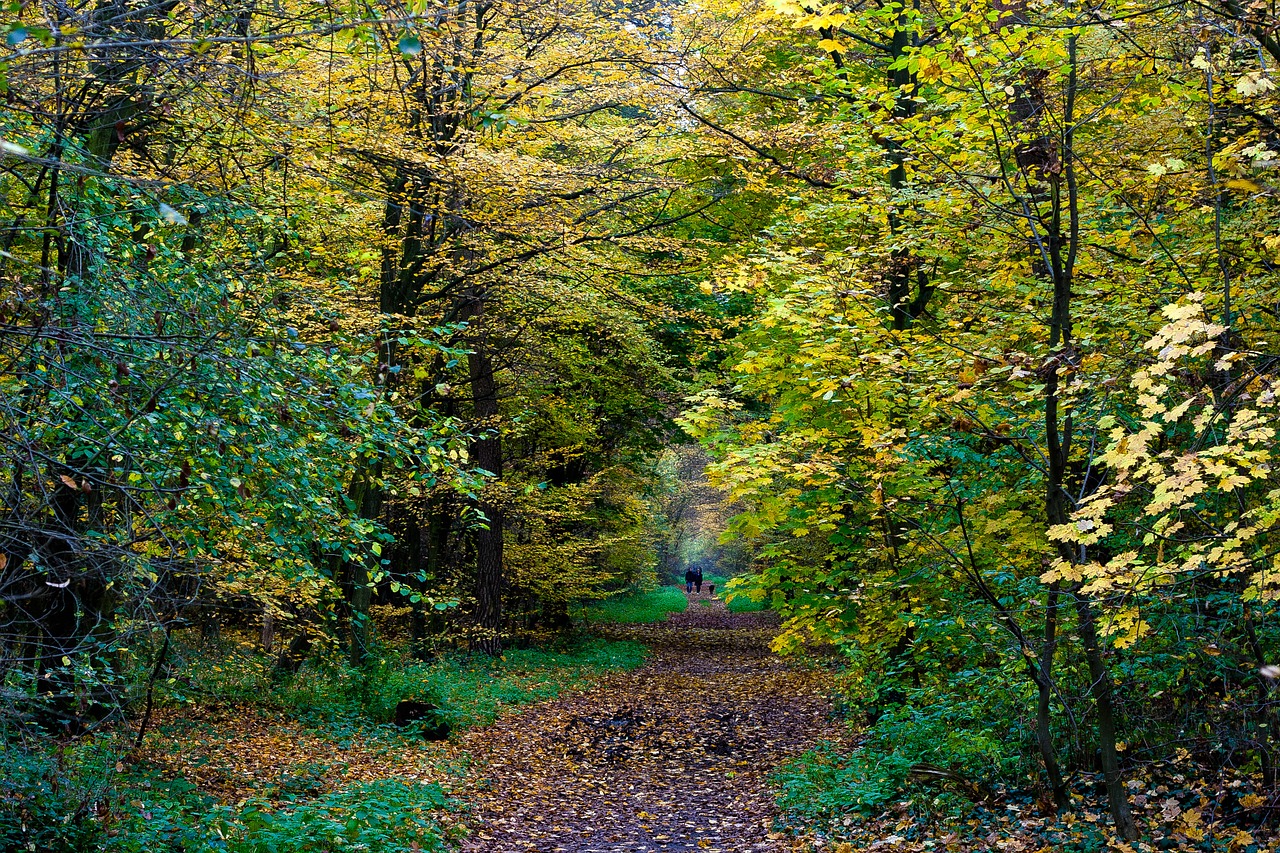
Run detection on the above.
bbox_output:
[450,594,846,852]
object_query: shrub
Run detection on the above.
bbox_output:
[214,780,452,853]
[775,675,1035,824]
[161,635,647,731]
[0,740,113,853]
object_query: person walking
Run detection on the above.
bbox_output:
[694,567,703,594]
[685,567,696,593]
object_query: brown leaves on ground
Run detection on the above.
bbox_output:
[451,596,847,852]
[136,594,846,852]
[808,770,1280,853]
[138,705,449,801]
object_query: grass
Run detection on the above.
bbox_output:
[161,634,648,729]
[725,594,767,613]
[685,573,767,612]
[400,640,648,727]
[581,586,689,624]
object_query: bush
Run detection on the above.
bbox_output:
[401,640,649,728]
[0,737,455,853]
[775,677,1035,824]
[214,780,452,853]
[581,587,689,624]
[96,776,451,853]
[0,740,115,853]
[719,575,769,613]
[4,637,644,852]
[105,776,219,853]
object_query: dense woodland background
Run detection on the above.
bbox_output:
[2,0,1280,846]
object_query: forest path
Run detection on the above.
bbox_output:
[451,593,843,853]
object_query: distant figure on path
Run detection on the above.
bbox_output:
[685,568,696,593]
[694,567,703,594]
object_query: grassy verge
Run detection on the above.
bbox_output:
[276,637,650,728]
[581,586,689,624]
[159,634,647,729]
[725,593,767,613]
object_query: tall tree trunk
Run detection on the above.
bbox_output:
[884,11,932,330]
[1036,35,1134,838]
[467,300,504,656]
[410,497,453,655]
[818,12,934,329]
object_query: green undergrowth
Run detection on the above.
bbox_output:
[725,593,767,613]
[3,635,646,852]
[580,586,689,623]
[161,634,648,731]
[774,690,1021,823]
[390,639,649,728]
[771,680,1276,852]
[773,739,1272,852]
[1,739,456,853]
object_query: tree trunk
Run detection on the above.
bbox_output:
[260,610,275,652]
[410,497,453,655]
[469,333,504,655]
[1036,585,1069,810]
[1036,34,1133,836]
[1074,592,1137,838]
[348,558,374,668]
[345,468,383,668]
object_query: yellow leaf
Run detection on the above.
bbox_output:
[1226,179,1261,193]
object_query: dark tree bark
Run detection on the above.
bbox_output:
[1035,35,1135,839]
[1036,585,1068,810]
[467,299,504,656]
[1073,593,1137,838]
[345,467,384,668]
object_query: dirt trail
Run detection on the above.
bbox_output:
[452,594,843,852]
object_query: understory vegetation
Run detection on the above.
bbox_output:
[2,634,647,851]
[3,744,456,853]
[160,633,649,727]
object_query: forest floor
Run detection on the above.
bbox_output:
[449,594,846,852]
[126,593,849,852]
[125,595,1280,853]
